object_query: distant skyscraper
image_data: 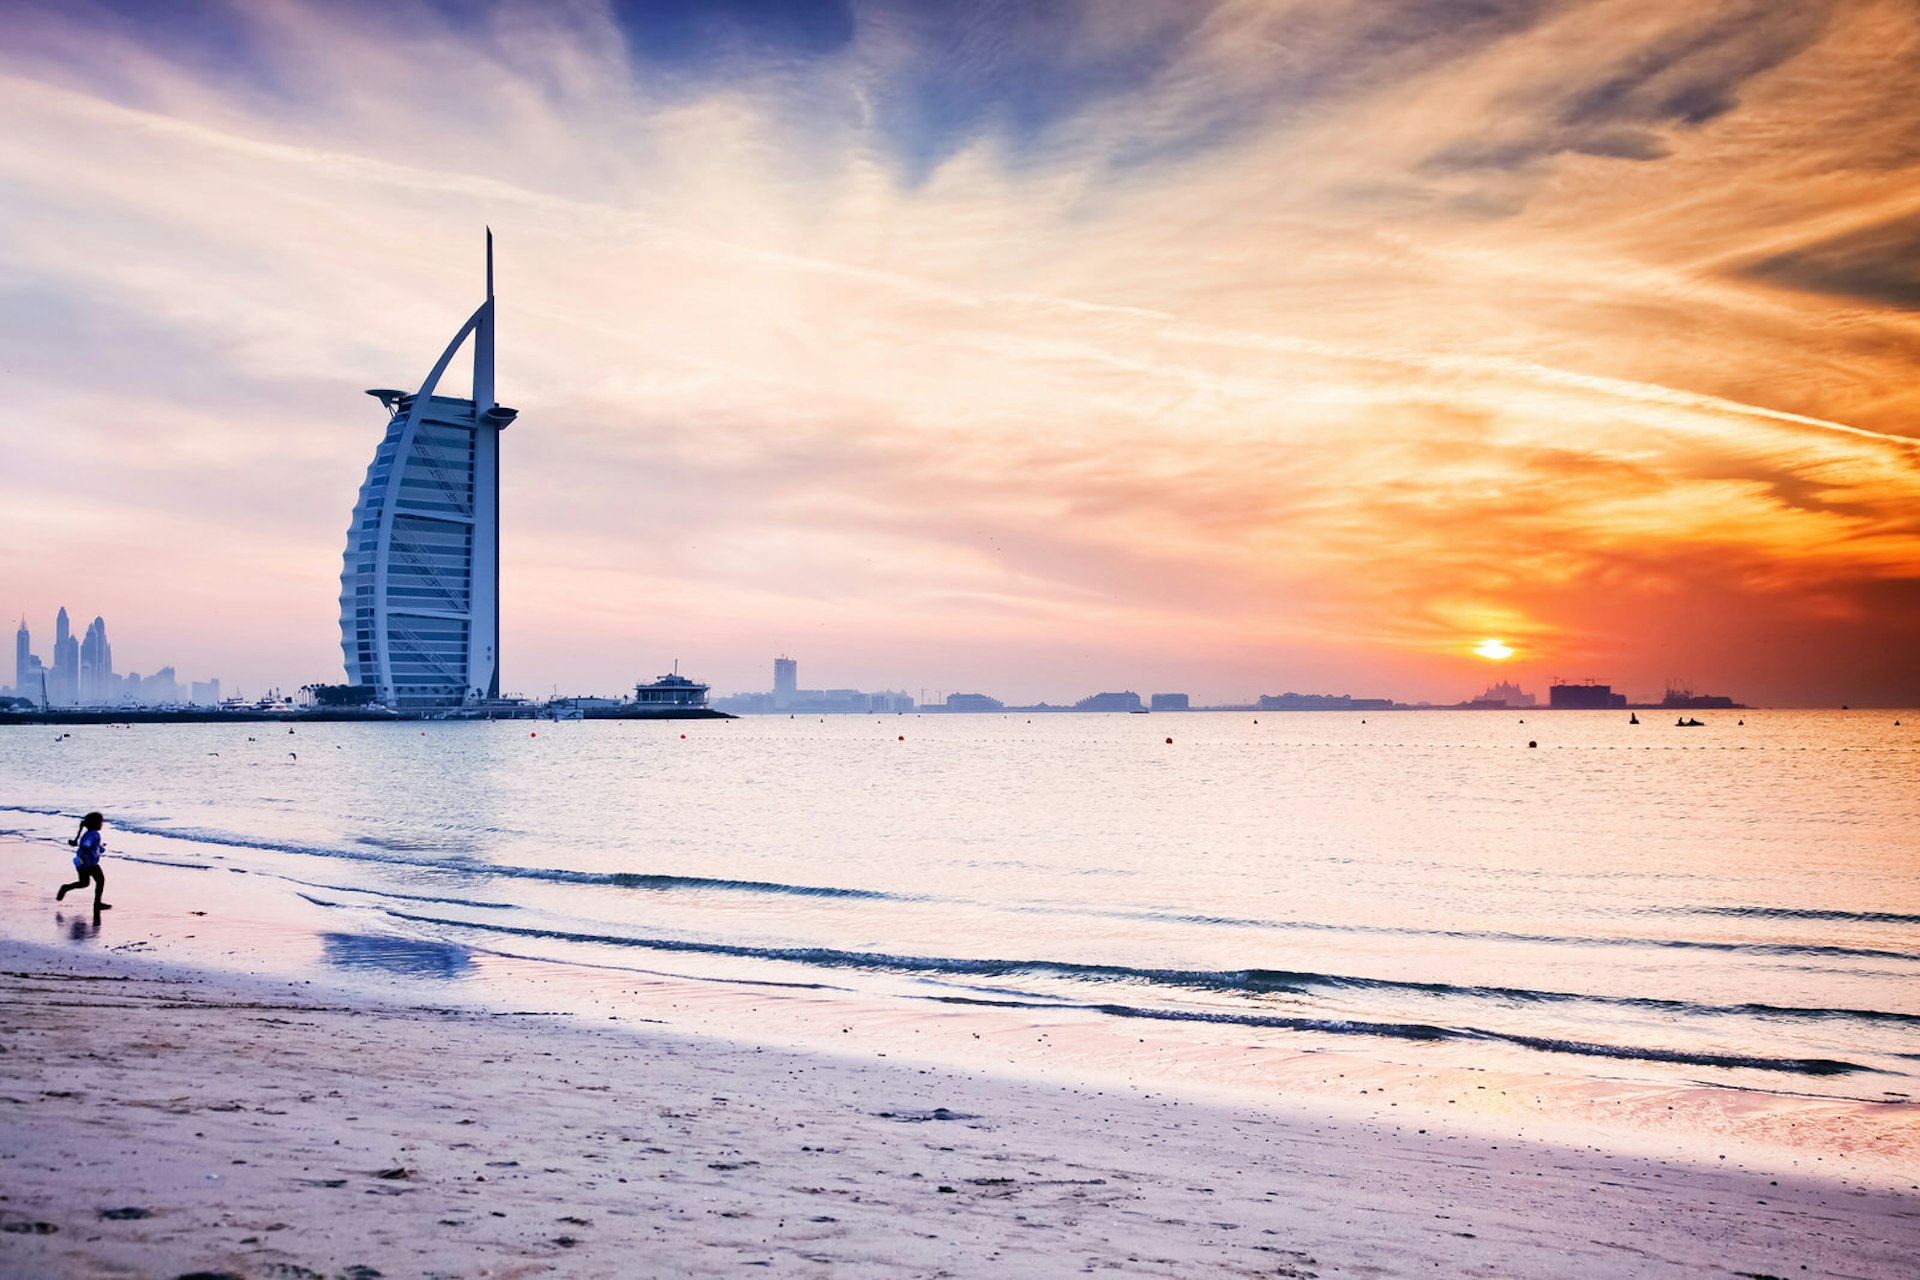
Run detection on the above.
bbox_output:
[50,606,79,706]
[13,617,28,697]
[773,656,797,698]
[339,233,517,708]
[140,666,180,705]
[80,616,112,704]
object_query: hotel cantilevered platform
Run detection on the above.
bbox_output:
[339,235,517,708]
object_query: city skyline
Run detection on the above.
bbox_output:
[708,652,1704,714]
[0,614,1728,713]
[8,606,223,707]
[3,2,1919,707]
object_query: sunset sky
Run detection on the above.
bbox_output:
[4,0,1919,706]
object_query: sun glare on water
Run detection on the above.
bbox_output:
[1474,638,1515,661]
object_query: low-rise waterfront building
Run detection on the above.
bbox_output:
[1075,691,1144,712]
[1548,681,1627,709]
[1256,691,1394,711]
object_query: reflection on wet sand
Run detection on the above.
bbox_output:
[320,931,472,979]
[56,911,100,943]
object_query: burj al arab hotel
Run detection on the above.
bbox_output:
[339,234,517,708]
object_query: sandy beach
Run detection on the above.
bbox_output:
[2,933,1914,1279]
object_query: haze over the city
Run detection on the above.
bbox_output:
[4,0,1919,706]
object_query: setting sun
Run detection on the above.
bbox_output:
[1474,639,1516,661]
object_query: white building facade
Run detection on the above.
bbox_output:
[339,235,517,708]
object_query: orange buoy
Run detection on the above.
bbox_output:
[898,735,905,741]
[531,731,537,737]
[1165,737,1173,744]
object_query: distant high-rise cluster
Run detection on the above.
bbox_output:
[6,609,220,708]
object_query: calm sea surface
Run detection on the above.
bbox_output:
[4,709,1916,1146]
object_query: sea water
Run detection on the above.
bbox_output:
[3,710,1915,1168]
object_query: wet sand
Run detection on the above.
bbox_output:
[2,935,1915,1279]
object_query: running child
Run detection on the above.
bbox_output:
[56,811,111,912]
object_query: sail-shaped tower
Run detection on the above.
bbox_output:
[339,234,518,708]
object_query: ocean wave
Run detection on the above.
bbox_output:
[281,879,518,911]
[1107,906,1920,963]
[116,854,217,871]
[296,888,516,913]
[1673,905,1920,927]
[372,908,1920,1039]
[1626,937,1920,961]
[1079,1004,1867,1075]
[1232,969,1920,1027]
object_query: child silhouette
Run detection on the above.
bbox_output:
[56,811,111,913]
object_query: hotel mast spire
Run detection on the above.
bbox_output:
[474,227,495,412]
